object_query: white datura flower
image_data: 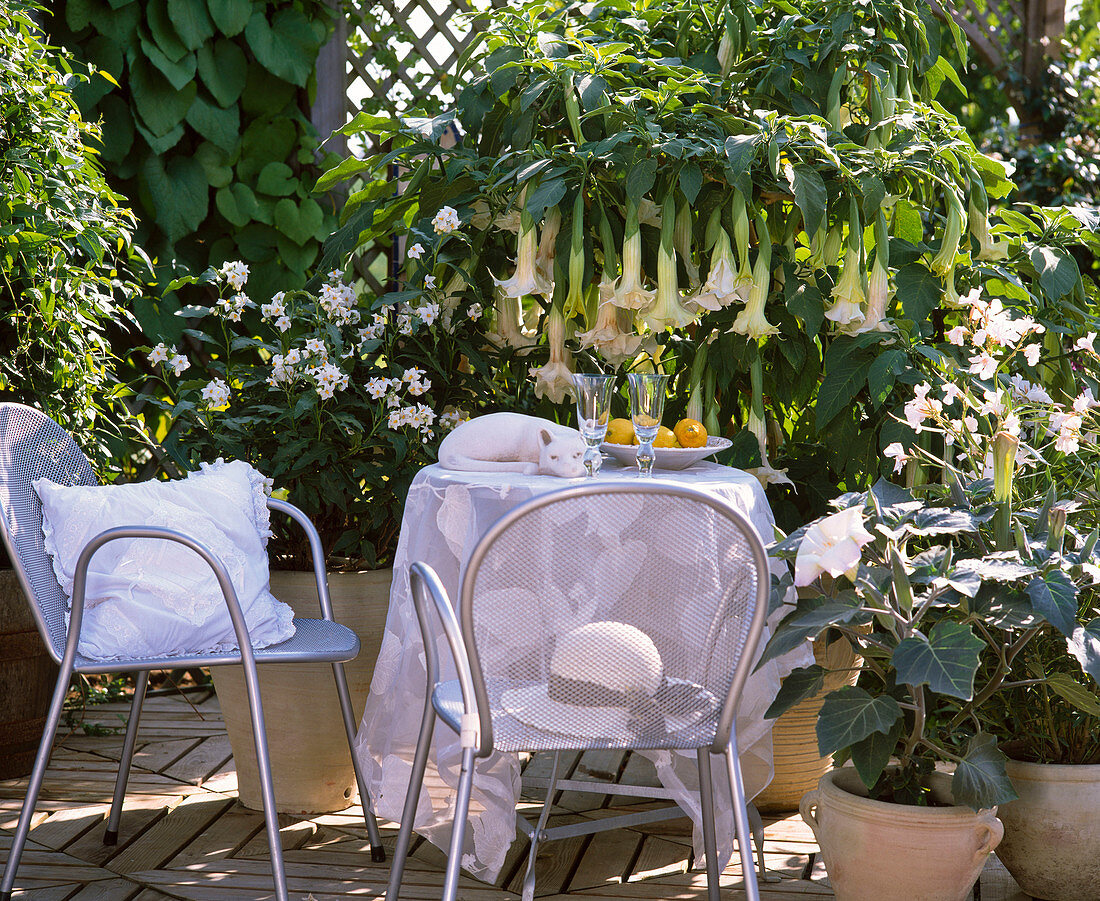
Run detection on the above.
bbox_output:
[794,506,875,586]
[853,254,894,333]
[825,246,866,331]
[530,306,574,404]
[692,228,739,312]
[487,290,533,353]
[494,213,551,300]
[643,195,698,333]
[576,290,645,365]
[533,206,561,292]
[608,203,655,311]
[730,241,778,339]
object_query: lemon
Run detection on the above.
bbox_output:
[653,425,679,448]
[674,418,707,448]
[606,418,635,445]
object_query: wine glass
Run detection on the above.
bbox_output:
[572,373,616,477]
[627,372,668,478]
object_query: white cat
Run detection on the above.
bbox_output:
[437,412,587,477]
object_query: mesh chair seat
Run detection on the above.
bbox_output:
[72,617,360,674]
[431,678,721,753]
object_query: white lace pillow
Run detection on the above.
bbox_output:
[34,460,295,660]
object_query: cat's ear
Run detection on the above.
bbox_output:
[539,428,553,447]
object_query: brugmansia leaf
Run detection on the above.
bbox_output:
[791,164,827,238]
[816,686,902,757]
[1026,571,1078,637]
[764,665,825,719]
[850,719,902,789]
[1029,245,1079,301]
[815,352,873,428]
[142,155,208,245]
[892,622,983,700]
[952,735,1017,811]
[895,262,941,324]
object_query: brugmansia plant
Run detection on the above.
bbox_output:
[320,0,1098,521]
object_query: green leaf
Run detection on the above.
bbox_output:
[1027,571,1078,637]
[1029,245,1079,302]
[679,162,702,206]
[816,686,902,757]
[141,154,208,245]
[525,178,567,220]
[625,158,657,205]
[197,39,248,107]
[135,119,185,154]
[867,347,905,407]
[146,0,189,62]
[815,351,872,429]
[98,94,134,163]
[791,164,826,238]
[276,232,318,274]
[849,719,902,789]
[577,73,607,111]
[892,621,984,701]
[724,133,759,187]
[167,0,214,49]
[895,262,942,324]
[130,56,196,136]
[786,280,824,335]
[1047,673,1100,717]
[910,507,992,536]
[1068,618,1100,684]
[274,197,324,246]
[186,94,240,152]
[764,665,825,719]
[256,162,297,197]
[216,183,260,227]
[139,35,197,90]
[244,7,322,87]
[207,0,253,36]
[952,735,1017,811]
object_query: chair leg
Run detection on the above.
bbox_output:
[696,750,721,901]
[441,746,477,901]
[239,660,289,901]
[0,659,74,901]
[725,741,762,901]
[331,660,385,861]
[520,751,562,901]
[104,670,149,845]
[387,705,438,901]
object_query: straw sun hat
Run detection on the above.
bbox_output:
[500,622,717,739]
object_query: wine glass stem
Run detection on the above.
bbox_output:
[637,440,655,477]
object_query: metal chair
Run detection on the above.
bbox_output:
[387,481,769,901]
[0,403,385,901]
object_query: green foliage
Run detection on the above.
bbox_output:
[48,0,339,331]
[326,0,1092,533]
[0,0,150,466]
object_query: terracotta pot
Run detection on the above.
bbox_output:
[210,568,391,814]
[800,767,1002,901]
[0,569,57,780]
[755,633,861,813]
[994,758,1100,900]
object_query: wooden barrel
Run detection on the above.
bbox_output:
[755,633,862,813]
[0,568,58,779]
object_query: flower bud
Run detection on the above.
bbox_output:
[992,430,1018,504]
[1047,505,1068,553]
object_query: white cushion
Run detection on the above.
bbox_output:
[34,460,295,660]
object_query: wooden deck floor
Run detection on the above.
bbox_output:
[1,690,1029,900]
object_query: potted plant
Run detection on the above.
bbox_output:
[141,248,499,812]
[0,1,151,776]
[763,286,1100,900]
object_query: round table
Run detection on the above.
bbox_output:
[353,460,810,881]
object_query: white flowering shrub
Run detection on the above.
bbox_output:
[140,260,497,568]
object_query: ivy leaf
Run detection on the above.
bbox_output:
[895,262,942,324]
[130,56,195,137]
[197,40,247,107]
[764,665,825,719]
[207,0,253,37]
[952,735,1017,811]
[791,164,827,238]
[257,162,297,197]
[186,94,240,152]
[167,0,214,50]
[216,183,260,228]
[1026,570,1078,637]
[274,197,325,246]
[892,621,983,700]
[139,35,196,91]
[245,7,323,87]
[146,0,188,62]
[816,686,902,757]
[141,154,208,245]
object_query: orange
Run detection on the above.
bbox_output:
[674,418,707,448]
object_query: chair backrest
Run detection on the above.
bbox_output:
[0,403,98,661]
[459,481,769,756]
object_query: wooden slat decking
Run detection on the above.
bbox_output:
[1,691,1029,900]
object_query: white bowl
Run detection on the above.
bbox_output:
[600,436,733,471]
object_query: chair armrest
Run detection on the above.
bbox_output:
[68,525,258,670]
[266,497,334,621]
[410,561,481,751]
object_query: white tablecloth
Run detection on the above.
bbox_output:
[353,461,810,881]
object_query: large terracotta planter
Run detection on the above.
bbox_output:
[210,568,392,814]
[994,758,1100,900]
[755,633,861,813]
[0,569,57,780]
[800,767,1002,901]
